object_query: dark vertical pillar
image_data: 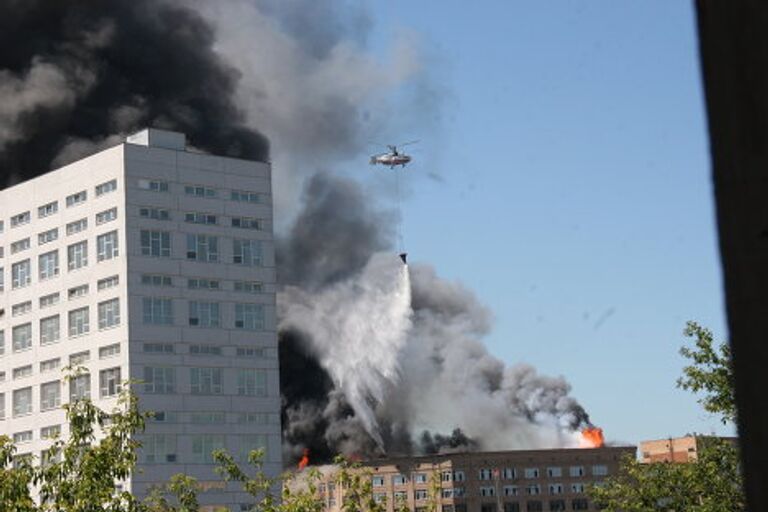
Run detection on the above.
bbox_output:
[695,1,768,509]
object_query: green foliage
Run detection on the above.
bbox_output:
[588,322,744,511]
[677,321,736,424]
[590,438,744,512]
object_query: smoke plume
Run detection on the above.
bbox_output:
[0,0,594,466]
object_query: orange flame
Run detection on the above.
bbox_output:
[580,427,605,448]
[298,448,309,470]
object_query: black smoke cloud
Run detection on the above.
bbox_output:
[0,0,267,186]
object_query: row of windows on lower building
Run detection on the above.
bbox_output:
[365,502,590,512]
[139,230,264,265]
[0,367,269,419]
[374,466,607,487]
[368,483,589,499]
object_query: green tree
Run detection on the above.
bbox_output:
[588,322,744,512]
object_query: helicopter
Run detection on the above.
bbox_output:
[369,140,418,168]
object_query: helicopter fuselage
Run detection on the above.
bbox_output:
[371,153,411,168]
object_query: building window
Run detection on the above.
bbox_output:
[231,217,261,230]
[13,365,32,380]
[239,435,267,463]
[66,218,88,236]
[503,486,519,496]
[68,284,89,300]
[95,179,117,196]
[39,293,60,308]
[236,347,266,358]
[97,231,119,261]
[548,500,565,512]
[235,303,264,330]
[69,374,90,400]
[592,465,608,476]
[12,324,32,352]
[138,179,169,192]
[140,230,171,257]
[10,211,30,227]
[141,274,172,287]
[548,484,563,495]
[39,250,60,280]
[189,301,220,327]
[480,505,496,512]
[11,238,30,254]
[191,435,225,463]
[13,431,33,444]
[142,434,177,463]
[233,239,261,266]
[570,483,585,494]
[40,381,61,411]
[191,368,223,395]
[40,316,60,345]
[38,201,59,218]
[142,298,173,325]
[99,343,121,359]
[38,228,59,245]
[0,267,4,292]
[188,278,219,290]
[99,367,121,398]
[454,471,466,482]
[68,307,90,337]
[525,502,542,512]
[526,485,541,495]
[571,498,589,510]
[13,387,32,417]
[144,343,174,354]
[12,259,31,289]
[143,367,175,394]
[67,241,88,270]
[11,301,32,317]
[40,358,60,373]
[524,468,539,479]
[66,190,87,207]
[97,275,120,290]
[40,425,61,439]
[69,351,90,366]
[98,299,120,329]
[569,466,585,477]
[233,280,263,294]
[190,344,223,356]
[546,467,562,478]
[139,206,171,220]
[184,185,216,198]
[190,411,226,424]
[479,469,493,480]
[372,476,385,487]
[393,474,408,485]
[503,468,516,479]
[230,189,260,203]
[0,330,4,357]
[95,207,118,225]
[186,234,218,262]
[237,369,267,397]
[185,212,217,225]
[480,487,495,497]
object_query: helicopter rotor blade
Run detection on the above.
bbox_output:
[399,139,420,147]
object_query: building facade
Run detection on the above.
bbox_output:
[639,435,737,464]
[318,446,635,512]
[0,129,281,509]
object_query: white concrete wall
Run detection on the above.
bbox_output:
[0,133,282,510]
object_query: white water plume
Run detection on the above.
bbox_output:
[279,252,412,447]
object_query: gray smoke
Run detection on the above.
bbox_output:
[278,173,594,463]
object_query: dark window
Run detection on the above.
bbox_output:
[503,504,520,512]
[549,500,566,511]
[571,499,589,511]
[481,505,497,512]
[526,502,542,512]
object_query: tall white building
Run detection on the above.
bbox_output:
[0,129,281,509]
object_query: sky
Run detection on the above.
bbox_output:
[359,1,731,445]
